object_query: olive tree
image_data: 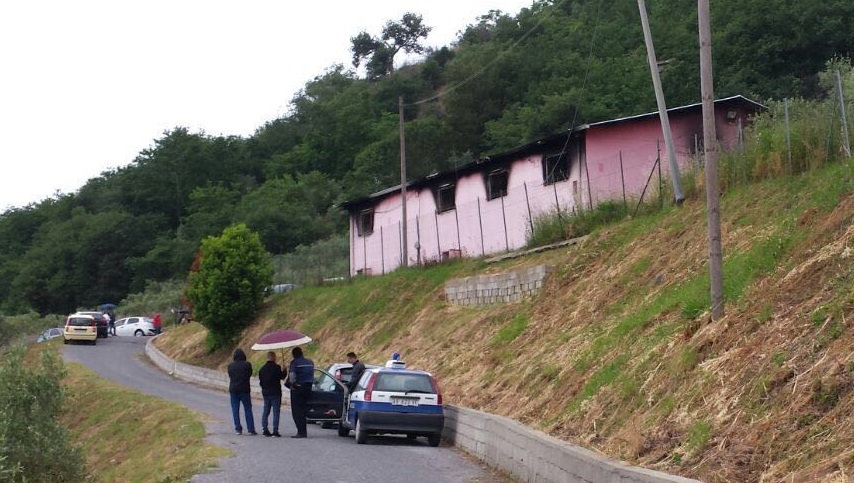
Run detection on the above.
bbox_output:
[187,223,273,350]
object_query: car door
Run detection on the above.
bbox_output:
[115,318,130,336]
[306,369,346,422]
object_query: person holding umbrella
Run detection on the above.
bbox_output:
[287,346,314,438]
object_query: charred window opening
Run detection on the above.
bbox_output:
[486,169,508,200]
[356,209,374,237]
[543,152,569,185]
[436,183,456,213]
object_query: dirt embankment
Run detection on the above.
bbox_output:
[157,171,854,482]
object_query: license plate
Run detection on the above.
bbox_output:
[391,396,419,407]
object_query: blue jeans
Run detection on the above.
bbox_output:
[230,392,255,433]
[261,394,281,432]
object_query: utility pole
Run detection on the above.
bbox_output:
[836,69,851,157]
[398,96,409,267]
[699,0,724,320]
[638,0,684,204]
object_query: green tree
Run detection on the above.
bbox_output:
[186,224,273,350]
[0,346,86,482]
[350,13,432,79]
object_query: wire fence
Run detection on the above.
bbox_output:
[273,85,854,284]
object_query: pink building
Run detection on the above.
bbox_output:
[342,95,765,276]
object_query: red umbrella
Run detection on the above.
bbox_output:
[251,329,312,351]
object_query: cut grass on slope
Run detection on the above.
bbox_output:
[60,356,227,482]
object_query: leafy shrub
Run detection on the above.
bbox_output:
[187,224,273,350]
[0,345,85,482]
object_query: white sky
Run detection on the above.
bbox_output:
[0,0,533,211]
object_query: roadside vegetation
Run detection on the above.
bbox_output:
[155,88,854,481]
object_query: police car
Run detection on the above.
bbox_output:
[336,354,445,446]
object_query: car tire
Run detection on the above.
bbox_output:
[63,338,69,345]
[427,433,440,447]
[134,330,143,337]
[91,339,97,346]
[355,419,368,444]
[337,420,349,437]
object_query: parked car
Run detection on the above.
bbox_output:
[114,316,157,337]
[37,327,64,343]
[72,311,109,338]
[337,357,445,446]
[63,314,98,345]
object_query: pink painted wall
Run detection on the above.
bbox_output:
[349,101,757,276]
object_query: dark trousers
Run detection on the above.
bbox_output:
[290,384,311,436]
[230,392,255,433]
[262,394,281,432]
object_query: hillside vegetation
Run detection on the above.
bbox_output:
[156,159,854,482]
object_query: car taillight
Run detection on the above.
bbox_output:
[430,377,443,405]
[90,320,97,327]
[364,374,376,402]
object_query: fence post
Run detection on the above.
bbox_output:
[434,211,441,261]
[501,196,509,251]
[415,215,422,266]
[524,182,534,239]
[478,197,485,256]
[619,151,627,213]
[380,226,385,275]
[454,207,462,251]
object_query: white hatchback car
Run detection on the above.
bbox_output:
[114,316,157,337]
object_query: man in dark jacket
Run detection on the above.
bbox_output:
[258,351,286,437]
[287,346,314,438]
[346,351,366,394]
[227,348,256,435]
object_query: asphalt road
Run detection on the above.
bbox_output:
[62,336,501,483]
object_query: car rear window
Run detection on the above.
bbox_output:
[374,373,435,393]
[67,317,93,327]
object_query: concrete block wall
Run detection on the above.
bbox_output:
[445,264,552,306]
[146,339,264,397]
[146,338,701,483]
[443,406,702,483]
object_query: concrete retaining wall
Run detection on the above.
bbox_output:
[145,339,701,483]
[146,339,264,397]
[445,265,552,306]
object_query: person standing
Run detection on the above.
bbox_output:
[228,348,257,435]
[258,351,286,437]
[108,312,116,336]
[346,351,366,394]
[152,313,163,334]
[287,346,314,438]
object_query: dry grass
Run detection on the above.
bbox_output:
[156,162,854,482]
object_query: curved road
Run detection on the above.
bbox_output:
[63,337,503,483]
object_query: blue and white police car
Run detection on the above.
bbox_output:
[337,354,445,446]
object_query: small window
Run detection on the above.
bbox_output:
[436,184,456,213]
[357,209,374,237]
[543,152,569,184]
[486,169,508,200]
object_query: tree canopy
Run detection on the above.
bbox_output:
[0,0,852,316]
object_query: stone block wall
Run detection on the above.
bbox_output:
[445,265,551,306]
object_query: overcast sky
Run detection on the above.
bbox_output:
[0,0,533,211]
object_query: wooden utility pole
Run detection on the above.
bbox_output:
[399,96,409,267]
[637,0,684,204]
[836,69,851,157]
[699,0,724,319]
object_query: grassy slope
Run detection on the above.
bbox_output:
[156,161,854,482]
[38,340,229,482]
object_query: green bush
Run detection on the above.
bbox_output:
[187,224,273,350]
[0,345,85,482]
